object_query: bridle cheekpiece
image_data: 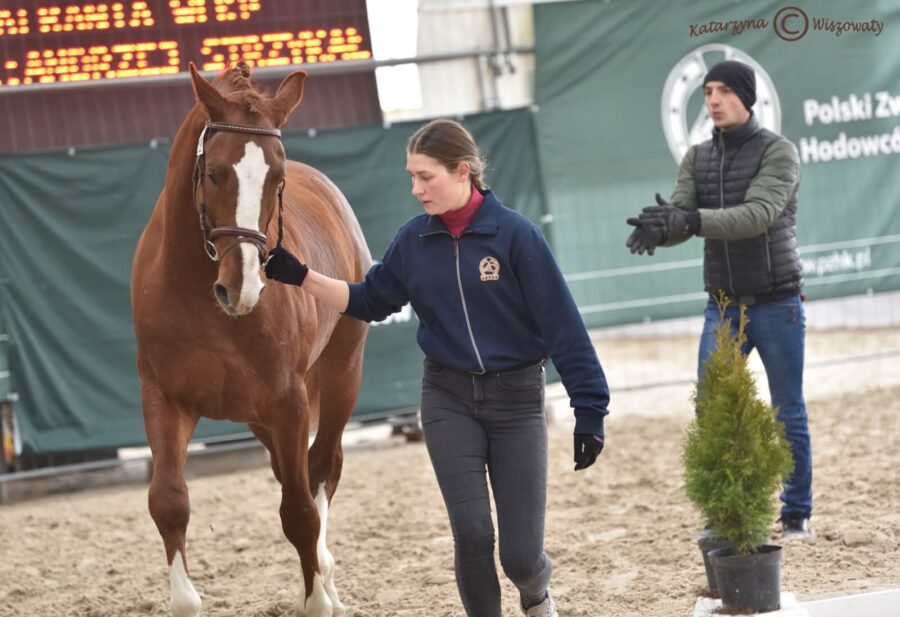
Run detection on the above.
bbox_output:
[192,121,286,263]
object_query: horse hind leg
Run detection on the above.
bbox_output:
[304,393,345,615]
[270,391,334,617]
[312,482,343,616]
[306,318,367,615]
[305,455,344,616]
[143,387,202,617]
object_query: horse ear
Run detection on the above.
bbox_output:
[270,70,307,128]
[189,62,227,120]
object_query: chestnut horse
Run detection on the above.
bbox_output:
[131,62,370,617]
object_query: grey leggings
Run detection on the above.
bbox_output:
[420,358,552,617]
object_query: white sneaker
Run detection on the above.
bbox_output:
[521,592,558,617]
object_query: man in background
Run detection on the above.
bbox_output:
[626,60,812,538]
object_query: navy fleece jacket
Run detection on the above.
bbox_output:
[344,190,610,435]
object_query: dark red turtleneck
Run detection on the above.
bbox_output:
[439,184,484,237]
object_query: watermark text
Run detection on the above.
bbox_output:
[689,7,884,41]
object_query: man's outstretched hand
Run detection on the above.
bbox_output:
[625,217,665,255]
[638,193,700,245]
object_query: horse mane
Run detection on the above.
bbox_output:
[211,61,269,116]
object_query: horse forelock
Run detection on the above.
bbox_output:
[211,68,270,118]
[211,65,253,92]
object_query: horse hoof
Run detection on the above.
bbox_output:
[299,575,333,617]
[169,550,202,617]
[171,598,202,617]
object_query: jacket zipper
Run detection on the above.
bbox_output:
[717,135,735,296]
[452,237,486,374]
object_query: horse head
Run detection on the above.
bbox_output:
[188,61,306,316]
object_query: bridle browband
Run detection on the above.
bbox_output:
[192,120,285,263]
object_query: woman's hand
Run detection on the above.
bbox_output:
[264,246,309,286]
[573,433,604,471]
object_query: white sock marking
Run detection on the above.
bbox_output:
[169,550,201,617]
[314,482,344,614]
[302,572,333,617]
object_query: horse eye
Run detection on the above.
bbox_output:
[207,169,218,185]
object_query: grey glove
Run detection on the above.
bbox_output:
[639,193,700,246]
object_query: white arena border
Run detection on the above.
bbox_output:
[590,290,900,340]
[693,589,900,617]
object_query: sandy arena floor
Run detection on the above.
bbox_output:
[0,328,898,616]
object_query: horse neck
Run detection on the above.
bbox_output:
[158,107,211,267]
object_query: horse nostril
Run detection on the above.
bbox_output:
[214,284,230,306]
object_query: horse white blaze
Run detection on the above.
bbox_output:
[315,482,344,614]
[169,550,201,617]
[232,141,268,310]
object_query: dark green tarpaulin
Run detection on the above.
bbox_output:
[534,0,900,328]
[4,0,899,455]
[0,108,546,453]
[0,313,10,401]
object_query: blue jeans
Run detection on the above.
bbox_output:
[698,295,812,518]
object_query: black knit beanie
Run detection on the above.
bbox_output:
[703,60,756,111]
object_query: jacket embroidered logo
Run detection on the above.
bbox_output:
[479,256,500,281]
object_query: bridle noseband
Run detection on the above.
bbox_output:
[193,121,286,263]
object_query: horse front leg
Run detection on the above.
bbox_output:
[249,422,282,483]
[142,385,201,617]
[272,390,332,617]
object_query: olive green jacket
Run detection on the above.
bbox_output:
[670,138,800,240]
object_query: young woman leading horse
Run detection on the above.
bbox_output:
[131,62,370,617]
[265,119,610,617]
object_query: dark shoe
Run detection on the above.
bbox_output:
[780,513,811,539]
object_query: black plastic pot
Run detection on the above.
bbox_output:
[709,544,783,613]
[697,536,732,597]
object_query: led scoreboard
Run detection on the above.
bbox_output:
[0,0,374,87]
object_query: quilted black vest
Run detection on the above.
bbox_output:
[693,115,803,298]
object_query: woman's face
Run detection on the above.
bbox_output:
[406,152,471,216]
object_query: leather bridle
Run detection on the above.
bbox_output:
[192,121,285,263]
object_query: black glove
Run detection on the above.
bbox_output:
[574,433,604,471]
[264,246,309,286]
[625,218,665,256]
[638,193,700,245]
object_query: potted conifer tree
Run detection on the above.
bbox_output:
[682,294,794,613]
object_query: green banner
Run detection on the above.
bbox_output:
[0,108,545,454]
[0,313,9,401]
[533,0,900,327]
